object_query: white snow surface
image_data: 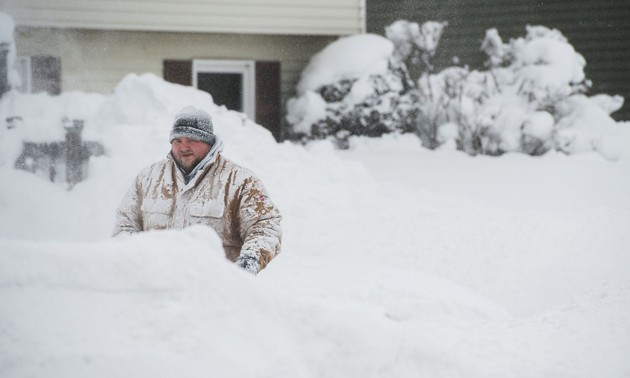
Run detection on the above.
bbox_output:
[295,34,393,94]
[0,13,14,44]
[1,74,630,378]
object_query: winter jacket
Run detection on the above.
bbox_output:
[112,152,282,274]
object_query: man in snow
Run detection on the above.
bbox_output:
[113,106,282,274]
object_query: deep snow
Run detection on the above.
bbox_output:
[1,73,629,377]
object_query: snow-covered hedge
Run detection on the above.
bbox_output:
[421,25,626,159]
[286,22,628,160]
[286,34,419,148]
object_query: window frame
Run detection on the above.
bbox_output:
[15,55,32,93]
[192,59,256,121]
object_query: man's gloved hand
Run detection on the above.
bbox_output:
[235,255,259,275]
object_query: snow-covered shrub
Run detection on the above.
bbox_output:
[285,34,420,147]
[288,21,627,159]
[418,25,627,159]
[417,65,557,155]
[385,20,448,72]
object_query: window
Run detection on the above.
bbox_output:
[192,60,255,121]
[164,59,281,141]
[15,55,60,95]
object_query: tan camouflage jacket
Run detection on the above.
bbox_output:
[113,153,282,274]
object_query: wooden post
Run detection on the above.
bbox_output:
[64,119,85,189]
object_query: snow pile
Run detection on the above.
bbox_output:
[554,94,628,160]
[0,72,379,241]
[1,47,630,377]
[0,227,307,378]
[0,91,107,143]
[2,128,630,378]
[0,12,19,91]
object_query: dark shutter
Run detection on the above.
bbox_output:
[255,61,281,141]
[31,56,61,95]
[0,43,9,97]
[163,60,192,86]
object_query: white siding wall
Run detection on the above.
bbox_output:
[14,27,335,106]
[1,0,365,36]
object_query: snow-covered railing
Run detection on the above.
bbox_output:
[13,118,104,189]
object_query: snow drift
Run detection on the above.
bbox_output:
[1,13,629,375]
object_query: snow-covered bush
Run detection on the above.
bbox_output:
[417,65,559,155]
[385,20,448,72]
[416,25,627,159]
[287,21,627,159]
[285,34,420,147]
[286,21,451,147]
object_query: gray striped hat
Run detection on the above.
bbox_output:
[169,106,216,145]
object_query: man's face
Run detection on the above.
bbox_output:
[171,137,211,173]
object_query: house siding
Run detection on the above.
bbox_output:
[1,0,365,36]
[13,27,336,111]
[367,0,630,121]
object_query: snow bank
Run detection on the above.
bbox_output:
[0,227,307,378]
[1,71,629,377]
[0,73,379,242]
[554,94,630,160]
[0,12,19,90]
[0,13,13,44]
[3,207,629,378]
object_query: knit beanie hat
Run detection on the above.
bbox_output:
[169,106,216,145]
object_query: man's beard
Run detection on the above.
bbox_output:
[173,152,203,174]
